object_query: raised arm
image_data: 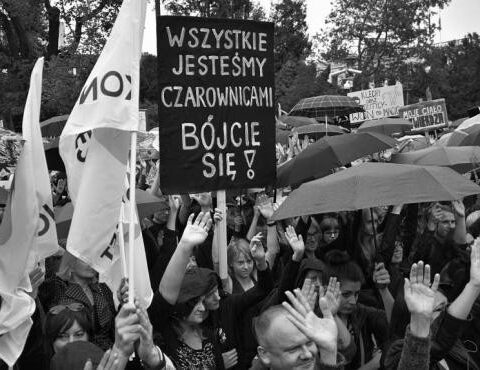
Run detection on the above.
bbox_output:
[452,200,467,245]
[159,212,212,304]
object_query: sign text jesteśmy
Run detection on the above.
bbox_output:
[157,17,276,194]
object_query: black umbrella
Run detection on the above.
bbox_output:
[276,132,397,187]
[289,95,364,119]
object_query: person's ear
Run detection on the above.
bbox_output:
[257,346,271,366]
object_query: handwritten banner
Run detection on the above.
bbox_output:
[398,98,448,132]
[156,16,276,194]
[348,84,404,123]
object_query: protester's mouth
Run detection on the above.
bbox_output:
[296,359,314,369]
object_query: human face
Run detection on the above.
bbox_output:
[203,287,220,311]
[232,253,254,280]
[52,320,88,353]
[436,211,455,239]
[305,222,320,253]
[338,280,361,315]
[153,199,170,224]
[362,210,379,236]
[259,316,317,370]
[74,259,96,279]
[185,299,208,325]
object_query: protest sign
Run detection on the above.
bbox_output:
[398,98,448,132]
[157,16,276,194]
[348,84,404,123]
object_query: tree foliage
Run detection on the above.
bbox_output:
[401,33,480,119]
[320,0,451,88]
[0,0,122,130]
[165,0,264,20]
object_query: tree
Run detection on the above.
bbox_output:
[320,0,451,88]
[401,33,480,119]
[0,0,122,129]
[165,0,264,20]
[271,0,311,73]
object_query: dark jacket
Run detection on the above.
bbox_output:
[39,275,115,351]
[384,311,478,370]
[344,303,389,370]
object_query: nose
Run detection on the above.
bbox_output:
[68,335,75,343]
[299,344,313,360]
[347,295,357,305]
[197,301,206,312]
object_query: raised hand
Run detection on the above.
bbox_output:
[168,195,180,213]
[136,303,164,368]
[113,303,141,359]
[256,193,275,220]
[373,263,391,290]
[319,277,341,316]
[470,238,480,288]
[250,232,266,267]
[179,212,212,248]
[213,208,223,224]
[283,289,338,354]
[284,225,305,260]
[301,278,318,310]
[404,261,439,319]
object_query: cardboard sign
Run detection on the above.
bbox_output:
[348,84,404,123]
[398,99,448,132]
[157,16,276,194]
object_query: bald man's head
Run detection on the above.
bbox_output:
[254,305,317,370]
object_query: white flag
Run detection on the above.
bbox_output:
[0,59,43,366]
[59,0,146,275]
[22,58,59,268]
[100,188,153,309]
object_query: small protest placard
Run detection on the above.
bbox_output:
[156,16,276,194]
[348,84,404,123]
[398,99,448,132]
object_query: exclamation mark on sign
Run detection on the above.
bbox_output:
[244,150,256,179]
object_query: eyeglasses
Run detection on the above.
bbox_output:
[49,303,85,315]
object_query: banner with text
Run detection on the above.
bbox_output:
[348,84,404,123]
[157,16,276,194]
[398,98,448,132]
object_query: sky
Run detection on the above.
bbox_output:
[142,0,480,54]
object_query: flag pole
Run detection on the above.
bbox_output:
[128,132,137,304]
[118,209,128,278]
[216,190,228,280]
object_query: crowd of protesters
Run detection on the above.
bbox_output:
[2,135,480,370]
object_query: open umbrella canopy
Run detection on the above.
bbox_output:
[289,95,364,119]
[357,118,412,136]
[276,132,397,187]
[293,123,345,136]
[454,125,480,147]
[40,115,69,137]
[272,162,480,220]
[391,146,480,173]
[456,114,480,131]
[278,115,318,128]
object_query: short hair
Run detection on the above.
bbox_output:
[227,238,252,267]
[253,305,288,347]
[323,250,365,285]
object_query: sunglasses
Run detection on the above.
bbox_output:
[49,303,85,315]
